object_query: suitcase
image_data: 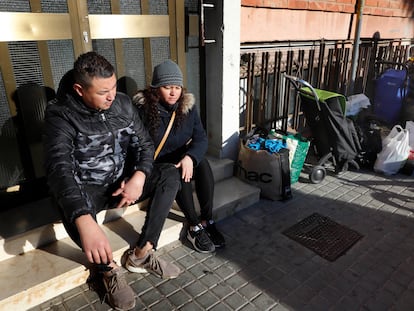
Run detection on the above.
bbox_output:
[374,68,407,125]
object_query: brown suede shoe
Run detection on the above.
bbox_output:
[102,267,136,310]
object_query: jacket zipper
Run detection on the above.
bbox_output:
[100,111,118,180]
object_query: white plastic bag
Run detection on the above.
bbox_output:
[374,125,410,175]
[405,121,414,150]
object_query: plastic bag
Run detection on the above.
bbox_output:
[374,125,410,175]
[406,121,414,151]
[236,140,292,201]
[284,133,310,184]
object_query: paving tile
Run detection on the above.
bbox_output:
[214,263,239,279]
[178,253,203,270]
[169,269,195,288]
[138,287,164,306]
[188,263,215,279]
[306,294,333,311]
[224,273,248,290]
[383,279,406,299]
[203,254,227,271]
[318,285,343,305]
[251,292,278,310]
[280,293,307,310]
[362,296,392,311]
[194,290,220,309]
[238,283,262,301]
[92,300,113,311]
[238,302,262,311]
[263,281,289,298]
[209,302,232,311]
[347,283,373,305]
[149,299,175,311]
[167,289,192,307]
[64,292,91,310]
[275,274,301,292]
[331,295,361,311]
[182,280,208,298]
[393,288,414,311]
[210,282,234,300]
[156,280,181,296]
[223,292,248,309]
[199,271,224,288]
[391,269,414,288]
[179,301,204,311]
[130,276,153,294]
[291,284,318,303]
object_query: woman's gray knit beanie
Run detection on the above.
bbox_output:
[150,59,183,88]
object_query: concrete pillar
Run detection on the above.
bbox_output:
[204,0,241,160]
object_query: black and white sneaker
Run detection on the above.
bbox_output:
[205,221,225,249]
[187,225,215,253]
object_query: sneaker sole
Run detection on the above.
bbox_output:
[186,233,215,254]
[125,261,148,274]
[112,301,136,311]
[126,259,181,279]
[150,270,180,279]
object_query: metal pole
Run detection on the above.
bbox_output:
[349,0,365,95]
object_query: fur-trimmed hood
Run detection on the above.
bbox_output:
[132,91,195,115]
[132,89,207,166]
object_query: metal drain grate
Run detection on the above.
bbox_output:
[282,213,363,261]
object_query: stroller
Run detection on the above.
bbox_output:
[284,74,361,183]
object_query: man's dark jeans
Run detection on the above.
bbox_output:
[58,163,181,252]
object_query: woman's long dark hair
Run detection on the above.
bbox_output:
[142,86,187,138]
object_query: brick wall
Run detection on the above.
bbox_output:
[241,0,410,17]
[365,0,408,17]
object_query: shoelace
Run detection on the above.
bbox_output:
[105,270,127,294]
[196,229,212,245]
[145,253,163,275]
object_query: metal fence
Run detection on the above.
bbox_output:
[239,38,413,136]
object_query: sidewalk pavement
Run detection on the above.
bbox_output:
[29,168,414,311]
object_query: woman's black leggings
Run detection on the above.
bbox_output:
[175,158,214,226]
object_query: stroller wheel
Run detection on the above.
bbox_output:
[309,166,326,184]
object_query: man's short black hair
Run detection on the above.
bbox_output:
[73,51,115,88]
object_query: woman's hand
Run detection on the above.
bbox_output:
[175,155,194,182]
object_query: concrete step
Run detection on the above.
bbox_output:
[0,200,149,262]
[211,177,261,220]
[0,157,236,262]
[0,175,260,263]
[0,157,234,232]
[206,156,235,183]
[0,158,261,310]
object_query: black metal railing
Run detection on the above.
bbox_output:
[239,38,413,135]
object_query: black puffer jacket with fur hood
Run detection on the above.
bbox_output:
[133,91,208,166]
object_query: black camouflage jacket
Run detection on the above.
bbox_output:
[44,89,154,223]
